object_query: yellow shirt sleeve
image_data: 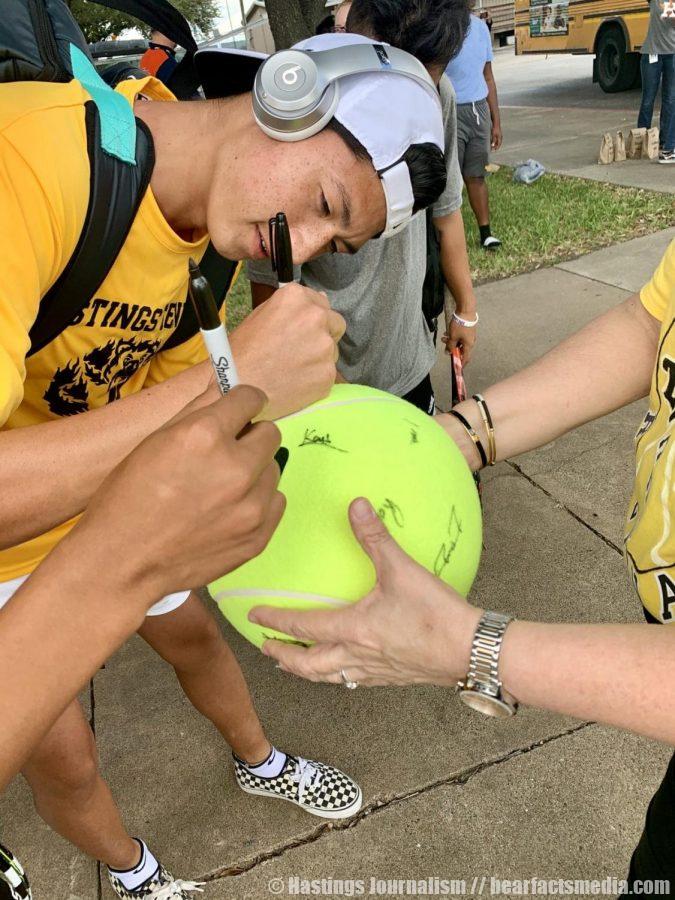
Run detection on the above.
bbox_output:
[640,240,675,323]
[0,82,89,427]
[0,136,66,425]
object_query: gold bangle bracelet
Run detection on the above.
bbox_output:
[472,394,496,465]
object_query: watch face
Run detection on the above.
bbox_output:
[459,690,515,718]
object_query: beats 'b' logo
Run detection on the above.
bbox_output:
[282,65,301,85]
[276,63,306,91]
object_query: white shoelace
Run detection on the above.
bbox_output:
[149,878,204,899]
[292,757,324,803]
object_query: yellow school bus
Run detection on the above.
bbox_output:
[515,0,649,92]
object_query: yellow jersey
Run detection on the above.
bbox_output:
[0,75,213,580]
[625,240,675,623]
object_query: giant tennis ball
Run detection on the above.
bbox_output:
[208,384,482,648]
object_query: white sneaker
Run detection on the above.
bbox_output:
[658,150,675,164]
[482,235,502,250]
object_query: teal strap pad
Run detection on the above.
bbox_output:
[70,44,137,164]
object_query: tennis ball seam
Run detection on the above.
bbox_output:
[211,588,351,607]
[279,395,402,423]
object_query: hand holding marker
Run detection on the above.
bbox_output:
[188,258,289,471]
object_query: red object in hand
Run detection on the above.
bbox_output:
[452,347,467,405]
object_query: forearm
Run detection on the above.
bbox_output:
[0,360,210,548]
[438,293,659,465]
[0,529,155,789]
[436,210,476,316]
[500,620,675,744]
[485,77,500,128]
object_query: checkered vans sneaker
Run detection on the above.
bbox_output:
[0,844,31,900]
[108,862,204,899]
[234,753,362,820]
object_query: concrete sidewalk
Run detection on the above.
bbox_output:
[2,229,673,899]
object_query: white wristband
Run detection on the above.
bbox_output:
[452,311,479,328]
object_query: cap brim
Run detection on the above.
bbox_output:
[195,47,267,99]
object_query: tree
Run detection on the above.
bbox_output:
[67,0,219,44]
[263,0,328,48]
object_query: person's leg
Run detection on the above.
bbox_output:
[22,700,139,870]
[462,101,499,249]
[139,592,363,819]
[618,751,675,897]
[638,54,662,131]
[464,175,490,228]
[138,592,271,765]
[659,55,674,153]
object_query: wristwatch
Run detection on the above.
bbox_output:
[457,610,518,718]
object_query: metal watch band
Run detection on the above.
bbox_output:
[466,610,513,696]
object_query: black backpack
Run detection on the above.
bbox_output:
[1,0,236,358]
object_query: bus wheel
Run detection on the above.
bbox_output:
[596,28,639,93]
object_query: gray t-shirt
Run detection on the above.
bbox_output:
[247,75,462,398]
[642,0,675,54]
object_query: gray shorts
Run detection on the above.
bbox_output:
[456,98,491,178]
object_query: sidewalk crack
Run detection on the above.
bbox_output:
[202,721,592,883]
[505,459,623,556]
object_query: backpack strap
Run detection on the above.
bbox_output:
[421,206,444,332]
[27,101,154,357]
[161,245,238,352]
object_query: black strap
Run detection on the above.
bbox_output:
[94,0,202,100]
[422,207,444,331]
[162,244,238,352]
[27,102,155,357]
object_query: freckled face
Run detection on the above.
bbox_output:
[206,126,386,264]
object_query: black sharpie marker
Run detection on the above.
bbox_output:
[269,212,294,287]
[189,258,291,475]
[188,258,239,395]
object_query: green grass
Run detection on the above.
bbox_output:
[225,168,674,329]
[226,269,253,332]
[463,168,674,284]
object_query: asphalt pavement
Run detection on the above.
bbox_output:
[491,49,674,193]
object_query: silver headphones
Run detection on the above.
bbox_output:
[253,42,438,142]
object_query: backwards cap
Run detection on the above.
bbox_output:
[294,34,444,237]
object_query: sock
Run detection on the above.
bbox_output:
[108,839,159,892]
[238,745,287,778]
[479,224,492,244]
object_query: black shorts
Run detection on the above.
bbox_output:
[402,373,436,415]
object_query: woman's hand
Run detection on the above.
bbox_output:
[249,498,482,687]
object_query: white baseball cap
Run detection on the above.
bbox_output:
[293,33,444,237]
